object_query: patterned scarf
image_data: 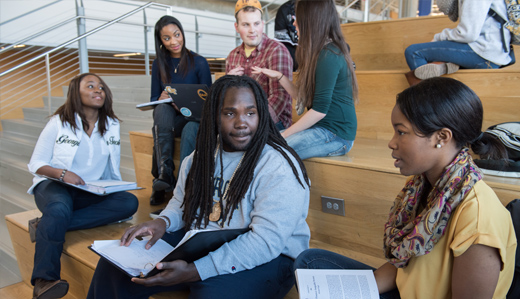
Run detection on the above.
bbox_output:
[437,0,459,22]
[383,148,482,268]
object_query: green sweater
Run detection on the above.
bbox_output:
[311,43,357,141]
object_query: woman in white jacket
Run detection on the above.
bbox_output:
[27,73,138,299]
[404,0,514,85]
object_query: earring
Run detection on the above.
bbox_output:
[436,143,442,148]
[160,44,163,49]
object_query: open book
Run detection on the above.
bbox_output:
[135,98,173,111]
[295,269,379,299]
[33,173,142,195]
[89,227,249,278]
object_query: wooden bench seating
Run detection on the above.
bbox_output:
[5,192,192,299]
[6,134,519,298]
[130,132,519,262]
[341,15,520,72]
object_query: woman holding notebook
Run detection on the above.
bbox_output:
[27,73,138,299]
[148,15,212,206]
[294,78,516,298]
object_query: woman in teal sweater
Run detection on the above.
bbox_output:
[253,0,358,160]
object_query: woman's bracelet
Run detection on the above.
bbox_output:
[277,73,284,81]
[158,215,171,230]
[59,169,67,181]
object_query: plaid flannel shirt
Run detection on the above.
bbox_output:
[226,34,293,128]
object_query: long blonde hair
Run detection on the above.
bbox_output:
[295,0,358,110]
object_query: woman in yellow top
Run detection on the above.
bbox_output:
[294,77,517,298]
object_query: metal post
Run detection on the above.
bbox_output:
[45,54,52,115]
[76,0,89,73]
[144,10,150,76]
[399,0,404,18]
[364,0,370,22]
[195,16,200,54]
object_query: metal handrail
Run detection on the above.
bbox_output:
[0,16,80,54]
[0,0,64,26]
[0,2,156,78]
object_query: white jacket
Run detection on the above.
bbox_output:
[434,0,512,66]
[27,114,122,194]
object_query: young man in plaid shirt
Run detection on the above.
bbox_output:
[227,0,293,130]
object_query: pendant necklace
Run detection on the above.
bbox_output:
[208,144,245,222]
[174,62,179,73]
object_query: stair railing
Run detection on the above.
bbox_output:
[0,1,236,119]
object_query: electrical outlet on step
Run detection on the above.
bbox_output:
[321,196,345,216]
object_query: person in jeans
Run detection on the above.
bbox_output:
[87,75,310,299]
[27,73,138,299]
[253,0,358,160]
[148,15,212,205]
[294,78,517,299]
[404,0,514,85]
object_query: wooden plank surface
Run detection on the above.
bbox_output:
[0,282,33,299]
[342,15,520,72]
[355,70,520,140]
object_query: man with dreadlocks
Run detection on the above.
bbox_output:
[87,75,310,299]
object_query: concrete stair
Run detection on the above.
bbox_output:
[0,75,153,288]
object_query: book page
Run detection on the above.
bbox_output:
[136,98,173,110]
[92,237,174,277]
[295,269,379,299]
[85,180,136,187]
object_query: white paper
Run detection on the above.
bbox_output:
[90,230,210,277]
[91,237,174,277]
[136,98,173,110]
[85,180,137,187]
[295,269,379,299]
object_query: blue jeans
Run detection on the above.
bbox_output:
[87,229,295,299]
[284,126,354,160]
[404,41,500,70]
[179,121,198,165]
[294,249,400,299]
[31,180,138,285]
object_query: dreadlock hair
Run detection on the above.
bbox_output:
[54,73,119,136]
[182,75,310,228]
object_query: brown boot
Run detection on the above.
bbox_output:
[28,217,41,243]
[404,71,422,86]
[33,278,69,299]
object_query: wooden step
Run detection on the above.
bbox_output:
[215,69,520,141]
[341,15,520,72]
[356,69,520,140]
[0,282,33,298]
[5,191,184,299]
[128,132,519,271]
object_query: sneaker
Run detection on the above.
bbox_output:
[29,217,41,243]
[149,208,164,219]
[414,62,459,80]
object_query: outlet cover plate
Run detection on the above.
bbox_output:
[321,196,345,216]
